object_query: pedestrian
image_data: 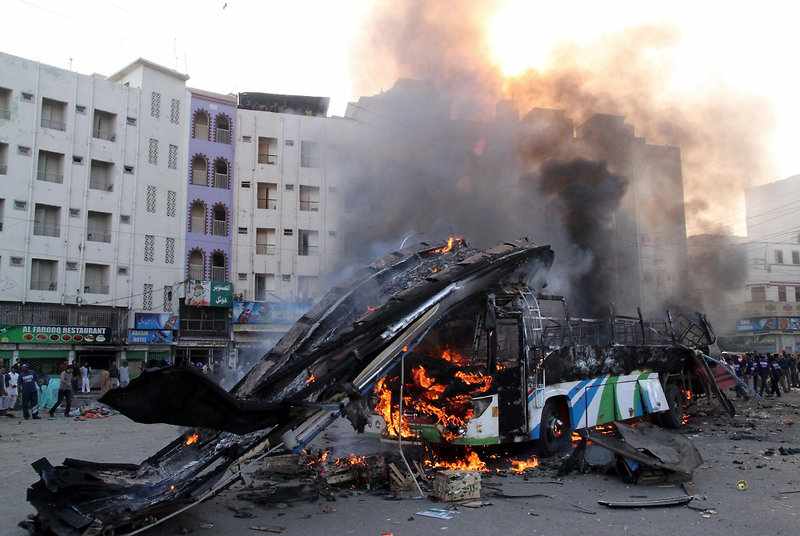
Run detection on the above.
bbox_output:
[109,362,120,389]
[80,362,90,393]
[99,368,111,395]
[71,363,80,392]
[0,363,9,416]
[119,360,130,388]
[768,354,783,398]
[792,353,800,388]
[19,364,41,420]
[757,353,770,396]
[7,363,19,411]
[49,363,73,418]
[781,352,792,392]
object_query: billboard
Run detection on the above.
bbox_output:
[134,313,179,330]
[0,325,110,344]
[736,317,800,332]
[185,280,233,308]
[233,301,309,324]
[127,329,174,344]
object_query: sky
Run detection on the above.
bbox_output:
[4,0,800,216]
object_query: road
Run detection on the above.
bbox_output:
[3,393,800,536]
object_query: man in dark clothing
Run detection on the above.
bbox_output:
[19,364,40,420]
[757,353,771,396]
[769,354,783,397]
[50,363,73,417]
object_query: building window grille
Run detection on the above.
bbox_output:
[148,139,158,164]
[143,283,153,310]
[165,237,175,264]
[169,98,179,124]
[151,92,161,118]
[144,235,155,262]
[168,144,178,169]
[167,190,176,217]
[146,185,157,213]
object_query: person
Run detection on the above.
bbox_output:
[119,360,130,388]
[19,364,40,420]
[99,368,111,395]
[80,362,90,393]
[757,353,770,396]
[7,364,19,411]
[793,353,800,388]
[109,362,120,389]
[0,363,9,416]
[50,363,73,417]
[768,354,783,397]
[780,352,792,392]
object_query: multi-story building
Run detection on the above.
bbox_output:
[0,52,189,373]
[231,93,340,354]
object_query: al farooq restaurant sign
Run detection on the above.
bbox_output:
[0,325,111,344]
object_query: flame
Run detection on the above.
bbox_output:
[684,389,693,401]
[454,371,493,393]
[510,456,540,473]
[306,373,317,384]
[440,348,469,367]
[412,366,446,400]
[428,451,487,472]
[185,433,199,446]
[335,454,367,467]
[374,377,414,438]
[571,431,583,444]
[434,237,457,254]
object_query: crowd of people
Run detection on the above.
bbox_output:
[0,360,131,420]
[726,351,800,398]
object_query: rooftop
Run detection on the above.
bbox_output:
[108,58,190,83]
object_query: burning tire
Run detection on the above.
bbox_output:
[539,398,571,456]
[658,383,684,429]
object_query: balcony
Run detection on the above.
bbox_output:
[33,223,60,237]
[93,129,115,142]
[211,267,226,281]
[214,173,228,189]
[256,244,276,255]
[84,284,109,294]
[299,200,319,212]
[0,108,9,120]
[257,198,277,210]
[189,265,204,280]
[212,220,226,236]
[0,164,7,175]
[41,118,66,131]
[87,231,112,243]
[37,169,63,183]
[258,153,278,165]
[216,128,231,145]
[298,245,319,257]
[30,280,57,291]
[180,318,228,335]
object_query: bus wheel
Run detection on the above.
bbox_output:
[540,398,571,456]
[658,383,684,429]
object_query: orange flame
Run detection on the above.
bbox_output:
[374,377,414,438]
[185,433,199,446]
[510,456,540,473]
[306,373,317,384]
[434,237,456,254]
[454,371,493,393]
[412,366,446,400]
[684,389,693,401]
[428,451,487,472]
[335,454,367,467]
[439,348,469,367]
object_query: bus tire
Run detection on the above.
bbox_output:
[658,383,684,429]
[539,398,571,456]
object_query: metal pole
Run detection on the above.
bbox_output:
[398,350,424,498]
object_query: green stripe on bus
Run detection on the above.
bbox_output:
[597,375,620,424]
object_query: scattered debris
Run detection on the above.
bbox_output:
[597,495,694,508]
[248,526,286,534]
[432,471,481,502]
[415,508,458,520]
[736,480,749,491]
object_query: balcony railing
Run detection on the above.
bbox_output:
[256,244,276,255]
[214,173,228,189]
[212,220,226,236]
[257,198,277,210]
[180,318,228,334]
[190,218,205,233]
[191,171,207,186]
[194,126,209,140]
[93,129,116,142]
[37,169,63,183]
[0,164,7,175]
[87,231,112,243]
[258,153,277,165]
[211,267,226,281]
[188,266,204,280]
[84,284,109,294]
[33,223,60,237]
[30,280,57,291]
[299,200,319,212]
[89,179,114,192]
[216,128,231,145]
[298,245,319,257]
[41,118,66,131]
[0,107,10,120]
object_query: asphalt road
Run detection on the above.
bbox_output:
[3,393,800,536]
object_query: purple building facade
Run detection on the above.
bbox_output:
[185,89,236,283]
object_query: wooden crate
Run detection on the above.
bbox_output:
[432,471,481,502]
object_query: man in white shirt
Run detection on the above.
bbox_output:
[80,363,90,393]
[119,360,130,388]
[6,364,19,410]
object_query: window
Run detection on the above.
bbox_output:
[242,136,252,143]
[211,251,226,281]
[148,138,158,164]
[92,109,116,141]
[41,98,66,130]
[285,139,294,147]
[0,143,7,174]
[328,185,338,193]
[18,145,31,156]
[237,273,247,281]
[168,144,178,169]
[188,250,204,280]
[241,181,251,188]
[285,184,294,191]
[72,155,83,164]
[118,266,128,275]
[143,283,153,310]
[66,262,78,271]
[192,155,208,186]
[212,204,227,236]
[37,150,64,183]
[33,204,60,237]
[257,182,277,209]
[10,256,23,267]
[258,137,278,164]
[298,276,318,300]
[282,274,292,282]
[775,250,784,264]
[254,273,275,301]
[298,229,319,256]
[215,114,231,144]
[238,227,248,235]
[30,259,57,291]
[126,116,136,126]
[150,92,161,118]
[14,200,27,210]
[300,140,320,168]
[779,285,787,302]
[328,230,336,237]
[84,264,109,294]
[163,285,173,311]
[21,92,34,102]
[0,199,3,231]
[793,251,800,265]
[256,228,276,255]
[283,228,293,236]
[213,158,229,188]
[190,201,206,233]
[120,214,130,224]
[751,286,766,302]
[144,235,154,262]
[193,110,210,140]
[167,190,176,217]
[299,185,320,212]
[165,237,175,264]
[89,159,114,191]
[0,87,11,118]
[146,185,157,213]
[169,98,180,124]
[794,287,800,303]
[124,165,134,174]
[76,105,86,114]
[69,208,80,218]
[86,211,112,243]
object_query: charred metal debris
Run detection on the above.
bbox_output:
[21,237,738,535]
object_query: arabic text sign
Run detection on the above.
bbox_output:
[185,280,232,308]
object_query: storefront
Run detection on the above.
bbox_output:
[231,301,309,367]
[722,317,800,353]
[178,280,232,374]
[0,324,114,375]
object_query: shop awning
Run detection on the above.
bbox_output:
[18,349,70,360]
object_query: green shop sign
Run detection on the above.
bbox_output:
[0,325,111,344]
[185,280,233,308]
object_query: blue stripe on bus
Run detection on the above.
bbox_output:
[570,375,606,429]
